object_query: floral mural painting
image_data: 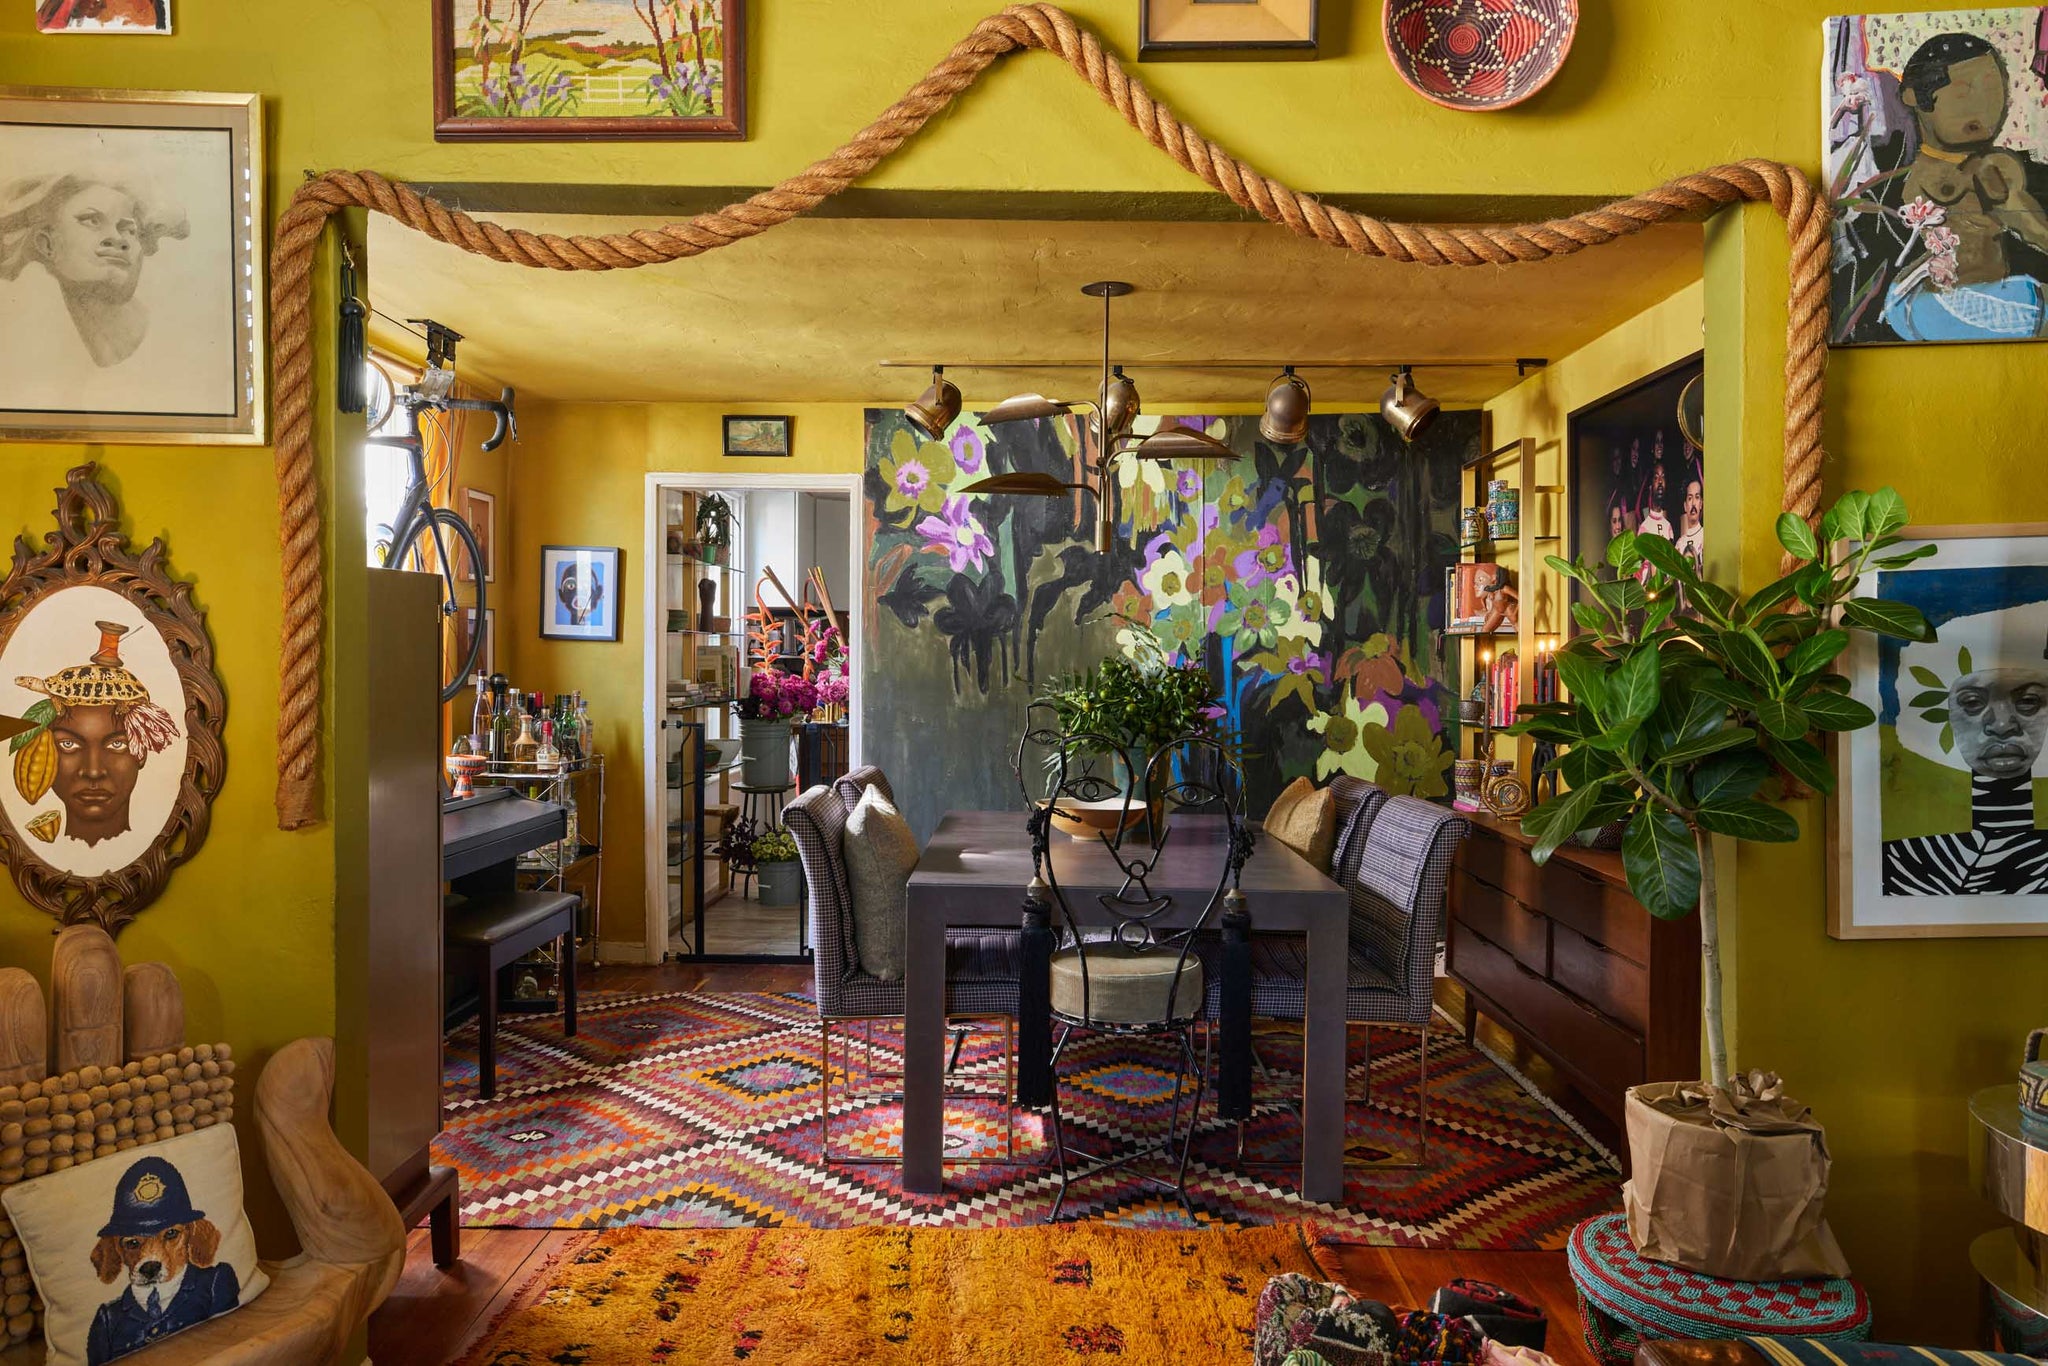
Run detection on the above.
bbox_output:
[862,407,1476,838]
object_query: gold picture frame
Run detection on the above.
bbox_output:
[0,87,265,444]
[1138,0,1318,59]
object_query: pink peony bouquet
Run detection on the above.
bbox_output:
[736,667,818,721]
[815,669,849,708]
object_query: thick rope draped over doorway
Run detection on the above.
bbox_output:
[268,1,1830,829]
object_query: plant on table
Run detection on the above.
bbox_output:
[1510,488,1934,1091]
[1038,620,1222,761]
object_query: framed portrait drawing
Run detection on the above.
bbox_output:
[540,546,621,643]
[0,88,264,443]
[0,466,226,937]
[35,1,172,33]
[1830,523,2048,938]
[1824,8,2048,346]
[459,488,496,584]
[432,0,745,142]
[723,414,790,457]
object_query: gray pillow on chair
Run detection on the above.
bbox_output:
[841,785,918,980]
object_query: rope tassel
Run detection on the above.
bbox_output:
[265,2,1831,828]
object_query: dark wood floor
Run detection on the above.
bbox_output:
[368,960,1599,1366]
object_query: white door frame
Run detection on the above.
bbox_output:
[640,471,864,964]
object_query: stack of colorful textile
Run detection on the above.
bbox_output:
[1254,1274,1557,1366]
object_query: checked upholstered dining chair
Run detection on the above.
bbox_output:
[785,773,1022,1165]
[1207,791,1468,1170]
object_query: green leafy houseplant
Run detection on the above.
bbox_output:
[751,827,797,863]
[1037,654,1218,758]
[1509,488,1935,1093]
[696,493,733,563]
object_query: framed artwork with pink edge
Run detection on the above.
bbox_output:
[1824,7,2048,346]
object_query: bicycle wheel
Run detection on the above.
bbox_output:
[390,505,485,702]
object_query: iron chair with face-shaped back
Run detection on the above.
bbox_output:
[785,776,1022,1167]
[1033,731,1251,1222]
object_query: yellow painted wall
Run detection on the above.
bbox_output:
[503,402,867,946]
[2,0,2045,1343]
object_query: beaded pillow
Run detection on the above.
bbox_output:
[0,1045,235,1349]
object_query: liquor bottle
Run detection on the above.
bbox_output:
[470,672,490,754]
[536,719,562,774]
[489,674,512,763]
[575,696,594,759]
[510,710,539,766]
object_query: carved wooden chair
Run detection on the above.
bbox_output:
[0,927,404,1366]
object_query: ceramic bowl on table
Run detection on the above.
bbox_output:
[1045,796,1146,841]
[1383,0,1579,111]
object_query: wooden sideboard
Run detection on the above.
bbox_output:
[1447,811,1700,1145]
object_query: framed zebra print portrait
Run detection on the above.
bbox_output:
[1831,523,2048,938]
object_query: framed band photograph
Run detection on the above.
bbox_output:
[1830,523,2048,938]
[0,88,265,444]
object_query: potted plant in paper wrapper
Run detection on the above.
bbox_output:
[1509,489,1935,1280]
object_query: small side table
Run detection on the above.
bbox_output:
[1567,1215,1872,1366]
[1969,1086,2048,1352]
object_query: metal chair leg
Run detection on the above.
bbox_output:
[1045,1024,1074,1224]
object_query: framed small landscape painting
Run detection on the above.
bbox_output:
[1823,7,2048,345]
[723,414,791,456]
[1831,523,2048,938]
[433,0,745,142]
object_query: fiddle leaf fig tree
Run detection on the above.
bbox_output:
[1508,488,1936,1093]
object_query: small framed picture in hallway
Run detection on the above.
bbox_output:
[540,545,622,642]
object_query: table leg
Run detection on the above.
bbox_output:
[1301,913,1346,1204]
[902,908,947,1194]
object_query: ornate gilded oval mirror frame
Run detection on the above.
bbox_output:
[0,465,226,935]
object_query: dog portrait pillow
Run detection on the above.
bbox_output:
[3,1123,267,1366]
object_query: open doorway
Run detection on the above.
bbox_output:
[642,473,864,964]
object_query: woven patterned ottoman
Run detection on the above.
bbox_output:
[1567,1216,1872,1366]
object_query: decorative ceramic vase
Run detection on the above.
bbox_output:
[1460,506,1488,545]
[698,577,717,629]
[2021,1030,2048,1140]
[756,859,801,908]
[1458,697,1484,724]
[1488,488,1520,540]
[444,751,486,800]
[740,719,792,789]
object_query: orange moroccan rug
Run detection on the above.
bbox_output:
[454,1223,1326,1364]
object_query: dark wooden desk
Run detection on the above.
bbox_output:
[904,810,1351,1203]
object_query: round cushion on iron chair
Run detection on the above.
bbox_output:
[1049,944,1203,1026]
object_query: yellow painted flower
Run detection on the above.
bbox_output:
[882,428,955,515]
[1305,686,1388,782]
[1274,558,1329,646]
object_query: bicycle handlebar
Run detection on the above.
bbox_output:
[444,387,518,451]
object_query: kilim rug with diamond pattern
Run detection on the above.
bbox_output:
[434,988,1619,1247]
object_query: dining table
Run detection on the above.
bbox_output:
[902,808,1352,1204]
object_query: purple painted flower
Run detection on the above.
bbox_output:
[1232,524,1292,583]
[894,458,930,501]
[1287,650,1329,677]
[916,496,995,574]
[1175,467,1202,500]
[950,427,985,475]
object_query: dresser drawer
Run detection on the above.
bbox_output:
[1551,922,1649,1034]
[1453,870,1548,974]
[1449,921,1644,1108]
[1533,858,1650,964]
[1459,832,1540,905]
